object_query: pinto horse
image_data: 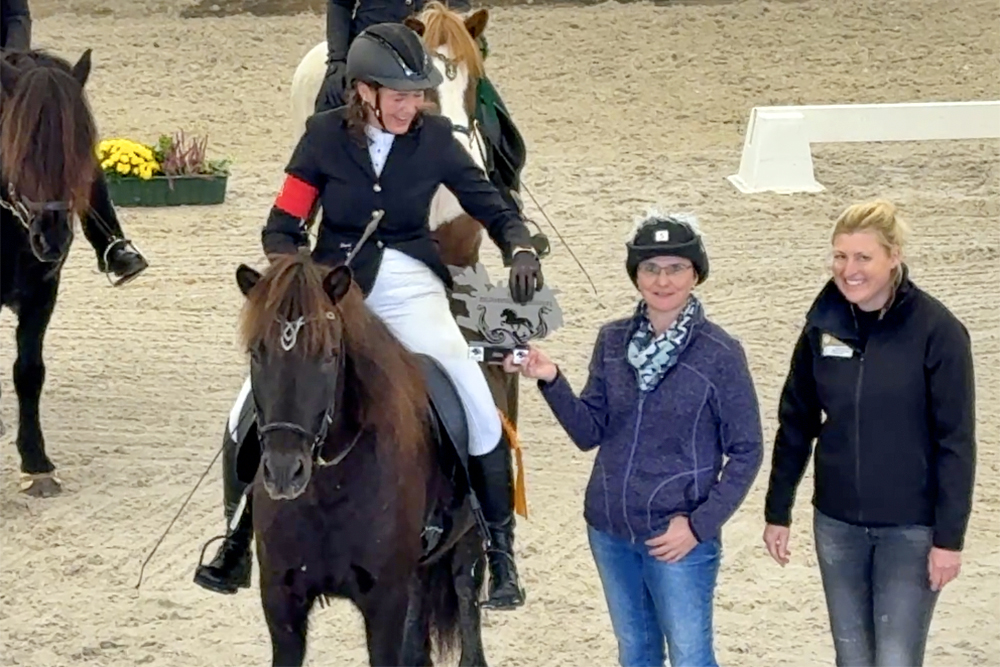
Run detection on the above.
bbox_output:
[235,250,488,667]
[288,1,526,431]
[0,48,97,497]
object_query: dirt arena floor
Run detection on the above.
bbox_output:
[1,0,998,664]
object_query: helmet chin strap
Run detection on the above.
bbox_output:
[365,87,388,132]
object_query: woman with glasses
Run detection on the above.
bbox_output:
[504,210,763,667]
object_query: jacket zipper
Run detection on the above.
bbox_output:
[854,353,864,523]
[621,393,646,544]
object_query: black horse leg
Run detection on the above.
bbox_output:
[14,283,60,496]
[361,585,411,667]
[456,533,488,667]
[261,583,314,667]
[400,574,434,667]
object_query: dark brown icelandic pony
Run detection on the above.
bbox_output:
[234,250,488,667]
[0,48,97,496]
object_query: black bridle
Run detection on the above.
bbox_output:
[0,182,76,264]
[252,316,360,469]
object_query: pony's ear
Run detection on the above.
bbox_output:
[71,49,92,87]
[236,263,262,297]
[323,265,353,305]
[0,60,20,94]
[464,9,488,40]
[403,16,426,36]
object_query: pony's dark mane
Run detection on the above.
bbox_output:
[239,252,431,463]
[0,49,98,213]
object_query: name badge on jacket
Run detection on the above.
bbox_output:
[821,333,853,358]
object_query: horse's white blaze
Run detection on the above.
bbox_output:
[426,43,485,232]
[288,38,486,235]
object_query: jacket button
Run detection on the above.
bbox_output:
[377,241,384,248]
[373,184,381,192]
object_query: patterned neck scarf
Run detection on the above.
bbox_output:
[627,295,701,393]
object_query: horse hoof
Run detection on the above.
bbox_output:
[20,472,63,497]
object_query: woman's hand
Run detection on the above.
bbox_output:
[763,524,792,566]
[645,515,699,563]
[502,345,558,383]
[928,547,962,591]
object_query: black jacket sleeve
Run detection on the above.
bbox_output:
[439,125,532,258]
[261,116,326,256]
[764,326,823,526]
[2,0,32,50]
[325,0,354,66]
[925,314,977,551]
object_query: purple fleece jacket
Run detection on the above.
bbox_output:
[538,308,764,544]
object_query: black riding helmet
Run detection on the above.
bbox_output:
[346,23,443,91]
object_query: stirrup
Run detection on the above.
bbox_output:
[101,238,148,287]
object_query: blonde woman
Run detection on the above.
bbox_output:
[763,200,977,666]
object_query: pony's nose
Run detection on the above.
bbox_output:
[261,449,311,500]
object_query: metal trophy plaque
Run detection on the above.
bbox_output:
[450,263,564,365]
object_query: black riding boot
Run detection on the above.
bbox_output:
[468,434,526,610]
[82,170,148,285]
[193,430,253,594]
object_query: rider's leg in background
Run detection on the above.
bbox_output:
[82,169,148,285]
[364,249,526,610]
[193,377,256,595]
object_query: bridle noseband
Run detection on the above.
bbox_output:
[1,182,73,228]
[1,182,75,263]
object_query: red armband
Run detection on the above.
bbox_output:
[274,174,319,219]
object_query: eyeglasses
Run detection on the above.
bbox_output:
[638,261,692,278]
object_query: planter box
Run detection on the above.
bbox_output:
[107,174,228,207]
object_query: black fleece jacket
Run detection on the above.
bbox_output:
[764,266,977,551]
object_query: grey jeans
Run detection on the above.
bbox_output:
[813,509,940,667]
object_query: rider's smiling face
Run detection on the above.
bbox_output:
[358,82,427,134]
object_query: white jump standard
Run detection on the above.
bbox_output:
[727,101,1000,194]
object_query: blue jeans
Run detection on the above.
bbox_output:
[813,509,940,666]
[587,525,720,667]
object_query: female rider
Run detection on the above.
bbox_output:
[193,22,542,611]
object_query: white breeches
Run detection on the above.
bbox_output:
[228,249,501,457]
[364,249,501,456]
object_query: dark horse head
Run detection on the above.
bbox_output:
[0,48,97,263]
[235,250,429,501]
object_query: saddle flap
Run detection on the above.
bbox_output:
[416,354,470,477]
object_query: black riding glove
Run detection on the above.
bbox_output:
[315,61,348,113]
[509,250,543,304]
